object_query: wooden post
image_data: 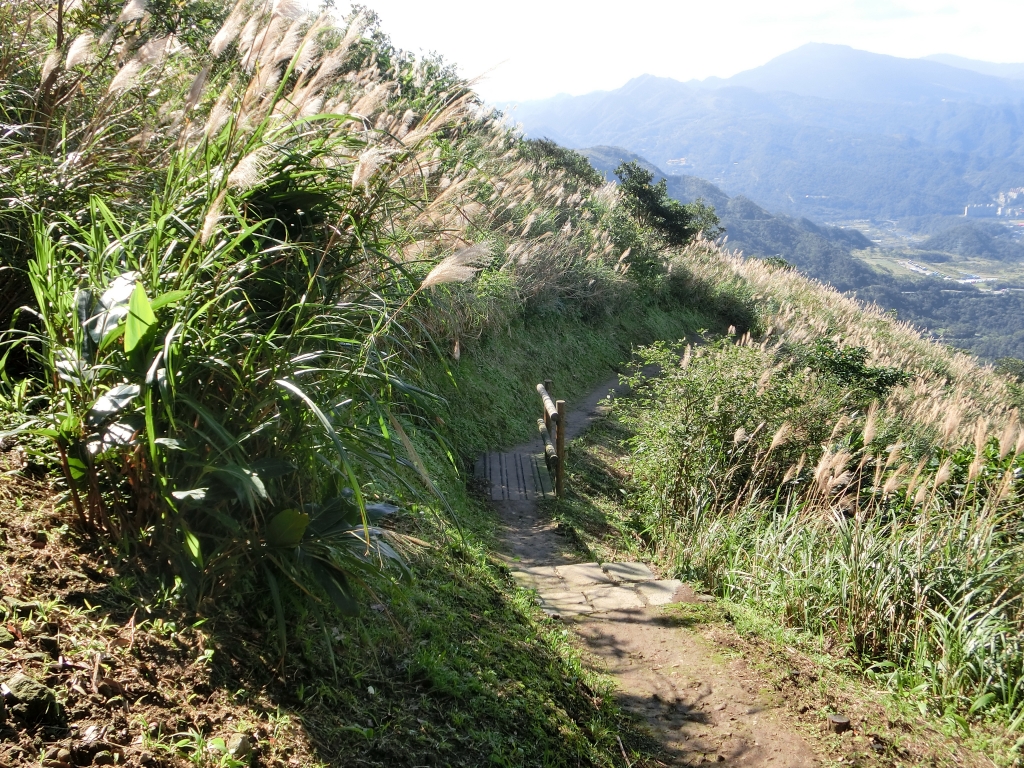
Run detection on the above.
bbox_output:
[555,399,565,497]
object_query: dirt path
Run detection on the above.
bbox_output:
[493,376,821,767]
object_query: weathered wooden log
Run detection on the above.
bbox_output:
[537,418,558,469]
[536,383,559,424]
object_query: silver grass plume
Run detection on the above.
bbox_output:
[40,50,61,85]
[271,0,304,19]
[185,64,211,111]
[420,244,491,289]
[99,24,118,47]
[136,35,175,65]
[204,87,234,137]
[272,18,306,65]
[201,190,227,245]
[238,16,260,57]
[66,33,97,68]
[351,147,386,189]
[210,1,246,56]
[108,60,144,94]
[117,0,148,23]
[228,148,267,190]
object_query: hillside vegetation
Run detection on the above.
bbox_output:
[0,2,1023,767]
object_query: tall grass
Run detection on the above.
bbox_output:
[0,0,702,635]
[617,305,1024,727]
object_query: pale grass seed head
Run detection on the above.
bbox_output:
[998,421,1017,460]
[227,148,267,190]
[862,401,878,447]
[882,463,907,496]
[40,50,61,85]
[351,147,386,190]
[108,60,144,94]
[272,0,305,20]
[768,422,791,452]
[184,64,211,111]
[117,0,148,23]
[200,189,227,245]
[210,2,245,57]
[66,33,97,68]
[420,243,491,289]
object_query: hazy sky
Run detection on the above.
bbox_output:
[354,0,1024,103]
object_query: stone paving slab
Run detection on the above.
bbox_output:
[539,590,596,616]
[583,585,645,611]
[602,562,657,582]
[510,565,564,591]
[636,579,683,606]
[556,563,617,587]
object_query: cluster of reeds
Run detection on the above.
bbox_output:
[0,0,682,640]
[618,296,1024,727]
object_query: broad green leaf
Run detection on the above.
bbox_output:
[66,455,88,481]
[183,529,203,568]
[125,282,157,353]
[149,290,188,311]
[266,508,310,548]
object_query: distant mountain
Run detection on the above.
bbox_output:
[504,45,1024,223]
[577,146,1024,361]
[694,44,1024,104]
[921,221,1024,261]
[923,54,1024,82]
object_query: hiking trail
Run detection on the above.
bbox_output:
[480,375,821,767]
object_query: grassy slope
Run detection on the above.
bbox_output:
[423,302,718,457]
[0,298,716,768]
[549,364,1020,768]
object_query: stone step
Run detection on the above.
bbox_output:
[513,560,686,616]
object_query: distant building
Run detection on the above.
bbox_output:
[964,204,999,218]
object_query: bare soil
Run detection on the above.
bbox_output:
[494,375,823,767]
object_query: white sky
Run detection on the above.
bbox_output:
[353,0,1024,103]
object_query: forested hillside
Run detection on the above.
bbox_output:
[581,146,1024,361]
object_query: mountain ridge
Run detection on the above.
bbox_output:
[503,45,1024,222]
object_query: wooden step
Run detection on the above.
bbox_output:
[474,452,555,501]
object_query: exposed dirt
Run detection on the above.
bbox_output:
[494,375,823,767]
[0,449,315,768]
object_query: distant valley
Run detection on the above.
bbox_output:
[578,146,1024,361]
[505,44,1024,361]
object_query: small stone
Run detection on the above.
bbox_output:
[637,580,684,606]
[828,714,852,733]
[3,598,41,616]
[555,563,616,587]
[93,750,116,765]
[0,627,15,648]
[58,748,72,762]
[5,673,58,723]
[601,562,657,582]
[226,733,251,759]
[582,585,644,611]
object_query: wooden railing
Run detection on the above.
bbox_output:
[536,379,566,497]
